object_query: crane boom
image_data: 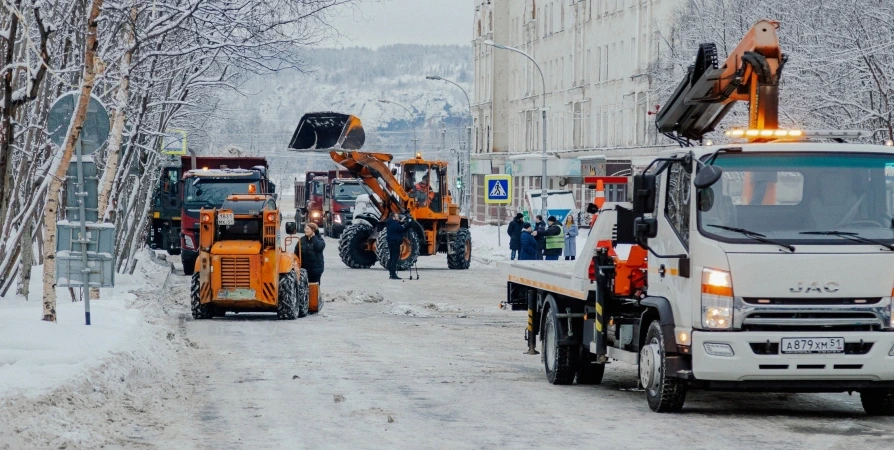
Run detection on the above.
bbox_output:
[656,20,787,143]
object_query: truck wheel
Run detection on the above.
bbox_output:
[166,246,181,256]
[182,253,197,276]
[277,270,298,320]
[543,304,578,385]
[860,389,894,415]
[576,348,605,385]
[447,228,472,270]
[640,320,687,412]
[190,273,213,320]
[297,269,310,318]
[376,228,420,271]
[339,222,377,268]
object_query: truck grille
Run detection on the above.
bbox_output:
[220,257,251,289]
[736,297,891,332]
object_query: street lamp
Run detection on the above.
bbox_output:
[378,99,418,154]
[483,39,549,219]
[426,75,472,216]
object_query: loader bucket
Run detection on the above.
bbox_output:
[288,112,365,151]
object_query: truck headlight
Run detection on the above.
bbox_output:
[334,214,342,224]
[311,211,321,219]
[702,268,733,330]
[183,234,195,250]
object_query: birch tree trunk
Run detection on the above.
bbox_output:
[42,0,105,323]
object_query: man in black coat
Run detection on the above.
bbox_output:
[297,223,325,284]
[385,212,409,280]
[507,212,524,260]
[534,215,546,260]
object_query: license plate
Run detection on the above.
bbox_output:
[780,337,845,354]
[218,212,234,226]
[218,289,255,300]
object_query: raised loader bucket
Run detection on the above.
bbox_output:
[288,112,365,151]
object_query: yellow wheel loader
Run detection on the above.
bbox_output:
[189,194,321,320]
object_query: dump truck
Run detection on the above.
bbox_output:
[190,194,322,319]
[148,161,183,255]
[288,112,471,272]
[179,156,275,275]
[294,170,365,238]
[501,20,894,415]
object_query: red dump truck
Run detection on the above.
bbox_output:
[294,170,364,238]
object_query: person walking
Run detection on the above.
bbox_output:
[543,216,564,261]
[519,223,539,261]
[534,215,546,259]
[297,223,325,284]
[385,212,409,280]
[507,213,524,260]
[563,215,579,261]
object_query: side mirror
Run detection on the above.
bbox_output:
[634,217,658,243]
[632,174,656,216]
[586,202,599,214]
[269,182,277,194]
[694,165,723,189]
[391,168,398,176]
[285,222,297,235]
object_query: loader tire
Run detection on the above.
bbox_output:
[339,222,377,269]
[297,269,310,318]
[860,389,894,416]
[641,320,687,412]
[277,270,298,320]
[543,304,578,385]
[376,228,420,271]
[447,228,472,270]
[576,348,605,385]
[190,273,213,320]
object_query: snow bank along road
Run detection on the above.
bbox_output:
[3,237,893,449]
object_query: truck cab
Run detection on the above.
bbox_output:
[148,164,182,254]
[323,178,364,238]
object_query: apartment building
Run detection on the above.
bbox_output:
[470,0,679,223]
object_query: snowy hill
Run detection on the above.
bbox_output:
[197,45,473,183]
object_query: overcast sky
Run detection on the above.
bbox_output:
[329,0,475,48]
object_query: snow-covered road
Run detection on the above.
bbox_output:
[151,237,894,449]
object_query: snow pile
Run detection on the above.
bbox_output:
[326,289,385,304]
[0,252,190,449]
[384,303,433,317]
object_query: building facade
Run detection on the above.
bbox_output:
[470,0,679,223]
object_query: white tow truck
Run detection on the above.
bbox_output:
[500,20,894,414]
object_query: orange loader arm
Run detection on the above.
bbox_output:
[329,150,412,217]
[656,19,786,142]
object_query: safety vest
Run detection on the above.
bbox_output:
[546,225,564,250]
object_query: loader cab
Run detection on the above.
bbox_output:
[402,159,446,214]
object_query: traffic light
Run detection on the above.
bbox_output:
[456,177,463,190]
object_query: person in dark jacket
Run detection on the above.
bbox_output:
[385,212,409,280]
[542,216,564,261]
[507,213,524,260]
[519,223,539,260]
[534,215,546,259]
[297,223,325,284]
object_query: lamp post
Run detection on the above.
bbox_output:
[426,75,472,216]
[378,99,418,154]
[483,40,548,219]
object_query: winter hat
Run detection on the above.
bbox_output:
[515,213,524,220]
[522,222,532,230]
[547,216,557,223]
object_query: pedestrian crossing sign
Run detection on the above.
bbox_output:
[484,174,512,204]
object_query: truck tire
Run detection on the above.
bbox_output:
[576,348,605,385]
[190,273,213,320]
[339,222,377,268]
[447,228,472,270]
[182,253,197,276]
[297,269,310,318]
[860,390,894,416]
[166,246,181,256]
[376,228,420,271]
[640,320,687,412]
[543,305,578,385]
[277,270,298,320]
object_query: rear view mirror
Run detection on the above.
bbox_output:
[694,165,723,189]
[285,222,297,235]
[634,217,658,243]
[392,168,398,176]
[632,174,657,216]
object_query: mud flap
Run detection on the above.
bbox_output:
[308,282,322,313]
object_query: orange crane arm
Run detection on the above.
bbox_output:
[656,19,787,143]
[329,150,412,217]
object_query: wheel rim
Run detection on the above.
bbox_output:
[400,237,412,259]
[640,338,661,393]
[464,239,471,261]
[545,318,556,372]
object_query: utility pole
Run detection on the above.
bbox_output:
[426,76,473,217]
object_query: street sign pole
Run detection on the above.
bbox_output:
[75,138,91,325]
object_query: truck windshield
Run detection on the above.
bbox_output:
[698,152,894,245]
[333,183,365,201]
[185,179,260,207]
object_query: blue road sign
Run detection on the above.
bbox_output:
[485,175,512,204]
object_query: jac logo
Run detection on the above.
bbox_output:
[790,281,840,293]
